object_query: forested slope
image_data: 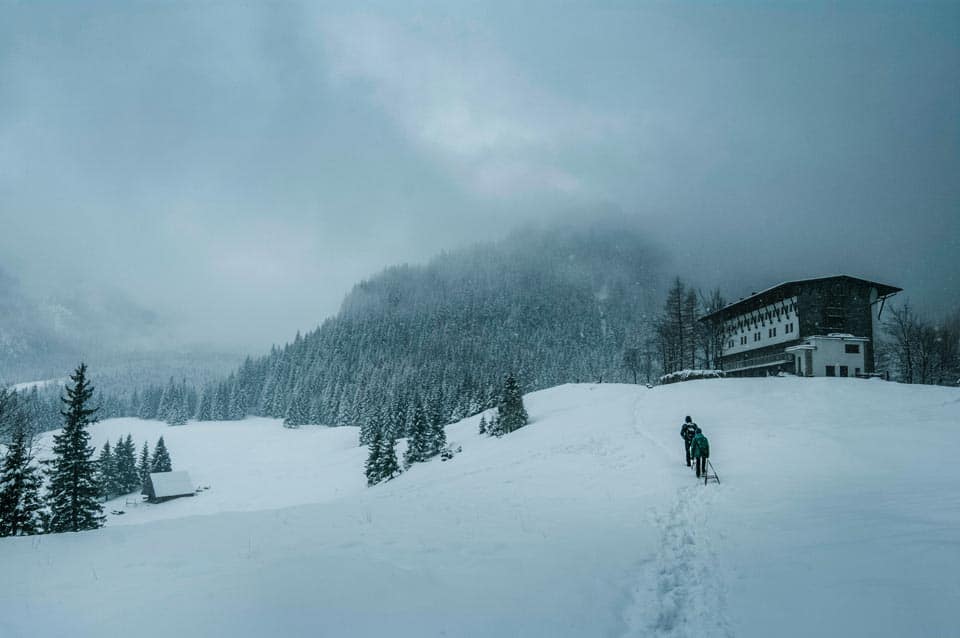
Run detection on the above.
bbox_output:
[179,222,663,427]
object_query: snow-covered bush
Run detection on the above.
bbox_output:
[658,369,726,385]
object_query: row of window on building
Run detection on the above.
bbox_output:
[725,301,798,338]
[728,322,795,349]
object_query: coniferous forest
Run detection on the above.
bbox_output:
[67,222,664,432]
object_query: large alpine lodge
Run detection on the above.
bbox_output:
[700,275,902,378]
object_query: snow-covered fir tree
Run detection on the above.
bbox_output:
[44,363,105,533]
[359,409,383,446]
[378,430,401,483]
[487,411,504,437]
[195,386,213,421]
[403,400,431,467]
[283,387,309,428]
[165,381,189,426]
[364,430,383,486]
[366,428,402,486]
[115,434,140,494]
[0,425,44,537]
[227,378,246,420]
[428,406,447,457]
[137,441,151,485]
[388,395,409,439]
[151,436,172,473]
[497,373,528,434]
[97,441,120,500]
[478,414,487,435]
[156,377,175,423]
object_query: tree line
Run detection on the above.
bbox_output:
[56,224,661,429]
[620,277,726,383]
[0,364,177,537]
[364,372,528,487]
[881,303,960,385]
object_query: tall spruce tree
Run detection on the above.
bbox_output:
[96,441,120,500]
[384,396,400,439]
[115,435,140,493]
[497,373,528,434]
[364,430,384,486]
[428,407,447,457]
[487,411,504,437]
[359,409,383,447]
[403,400,430,467]
[378,430,401,483]
[283,388,309,428]
[151,436,172,473]
[195,386,213,421]
[228,380,246,420]
[165,381,188,426]
[45,363,105,533]
[0,425,45,537]
[138,441,151,485]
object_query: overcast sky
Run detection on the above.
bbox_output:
[1,1,957,352]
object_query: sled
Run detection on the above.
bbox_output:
[702,459,720,485]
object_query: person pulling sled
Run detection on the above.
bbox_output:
[690,429,710,479]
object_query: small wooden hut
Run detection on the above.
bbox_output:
[142,471,195,504]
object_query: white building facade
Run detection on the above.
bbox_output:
[700,275,901,378]
[785,334,869,378]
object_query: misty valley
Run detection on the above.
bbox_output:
[1,2,958,637]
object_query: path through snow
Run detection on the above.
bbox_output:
[621,397,732,638]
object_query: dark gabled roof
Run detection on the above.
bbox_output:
[700,275,902,322]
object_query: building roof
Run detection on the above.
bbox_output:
[148,471,194,498]
[700,275,902,322]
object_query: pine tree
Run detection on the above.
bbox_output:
[228,380,246,421]
[488,411,504,437]
[359,409,383,446]
[151,436,172,473]
[478,414,487,435]
[366,426,402,486]
[45,363,105,533]
[388,395,408,439]
[428,406,447,457]
[96,441,120,500]
[138,441,151,485]
[0,427,44,537]
[156,377,176,423]
[283,388,309,428]
[403,400,430,467]
[378,431,401,482]
[682,289,700,369]
[196,386,213,421]
[116,434,140,493]
[364,430,384,486]
[130,389,141,418]
[165,381,188,426]
[497,373,528,434]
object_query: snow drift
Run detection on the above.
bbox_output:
[1,377,958,637]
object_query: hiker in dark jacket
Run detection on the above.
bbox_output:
[690,430,710,478]
[680,416,698,467]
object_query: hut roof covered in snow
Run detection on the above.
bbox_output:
[146,471,194,499]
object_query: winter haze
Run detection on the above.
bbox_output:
[1,1,958,357]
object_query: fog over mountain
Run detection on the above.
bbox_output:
[1,2,957,363]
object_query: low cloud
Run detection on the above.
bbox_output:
[318,13,614,199]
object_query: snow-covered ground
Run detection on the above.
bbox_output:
[1,378,958,637]
[6,378,63,392]
[28,417,370,526]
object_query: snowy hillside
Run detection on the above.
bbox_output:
[2,378,958,637]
